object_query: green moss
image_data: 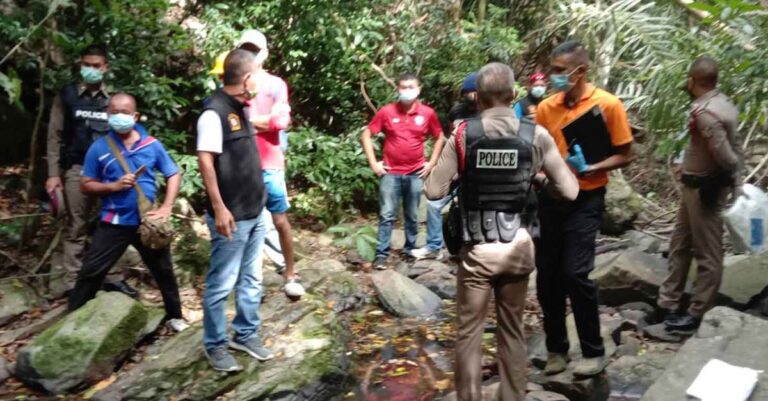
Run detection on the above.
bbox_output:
[28,292,147,379]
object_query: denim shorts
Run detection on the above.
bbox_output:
[264,169,290,214]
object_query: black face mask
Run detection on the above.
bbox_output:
[461,95,477,109]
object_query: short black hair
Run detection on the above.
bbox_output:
[551,40,590,65]
[80,44,108,60]
[223,49,256,86]
[689,55,719,88]
[397,72,420,85]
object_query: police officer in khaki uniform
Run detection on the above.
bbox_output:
[45,44,135,297]
[425,62,578,401]
[658,56,741,331]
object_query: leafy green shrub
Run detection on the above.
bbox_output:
[287,126,378,225]
[327,223,377,261]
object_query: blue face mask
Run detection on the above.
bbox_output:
[80,66,104,84]
[550,67,580,92]
[108,113,136,134]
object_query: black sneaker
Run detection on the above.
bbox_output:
[229,336,274,361]
[373,256,388,270]
[664,312,701,331]
[205,346,243,372]
[102,280,139,299]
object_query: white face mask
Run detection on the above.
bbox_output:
[530,85,547,99]
[398,89,419,103]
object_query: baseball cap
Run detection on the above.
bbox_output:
[461,72,478,93]
[236,29,268,51]
[529,72,546,84]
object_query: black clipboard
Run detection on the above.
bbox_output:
[562,105,614,164]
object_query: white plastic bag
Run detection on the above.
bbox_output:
[687,359,762,401]
[722,184,768,254]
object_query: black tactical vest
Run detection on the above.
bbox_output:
[459,118,535,243]
[60,83,110,169]
[201,89,266,221]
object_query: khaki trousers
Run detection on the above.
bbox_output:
[61,165,123,287]
[455,231,534,401]
[658,186,725,318]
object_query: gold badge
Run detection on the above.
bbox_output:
[228,113,242,131]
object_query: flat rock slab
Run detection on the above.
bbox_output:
[642,307,768,401]
[371,270,442,317]
[93,268,360,401]
[640,323,691,343]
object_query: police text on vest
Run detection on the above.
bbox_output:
[476,149,518,169]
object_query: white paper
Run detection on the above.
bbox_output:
[686,358,762,401]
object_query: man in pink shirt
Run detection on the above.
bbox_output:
[237,30,304,297]
[361,73,445,269]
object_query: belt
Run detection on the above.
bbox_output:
[681,174,707,188]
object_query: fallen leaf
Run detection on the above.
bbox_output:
[82,374,117,399]
[434,378,451,391]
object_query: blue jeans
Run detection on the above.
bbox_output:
[376,173,422,258]
[426,195,452,251]
[203,213,266,351]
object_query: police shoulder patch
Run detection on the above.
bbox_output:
[228,113,242,131]
[476,148,518,169]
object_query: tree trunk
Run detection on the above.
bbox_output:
[477,0,486,21]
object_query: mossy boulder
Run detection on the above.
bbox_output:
[0,280,40,325]
[15,292,153,394]
[602,171,643,235]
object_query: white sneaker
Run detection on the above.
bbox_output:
[166,318,190,332]
[284,277,306,297]
[411,247,445,261]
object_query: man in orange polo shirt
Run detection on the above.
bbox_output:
[535,41,633,377]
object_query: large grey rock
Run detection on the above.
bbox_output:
[0,280,40,325]
[720,251,768,306]
[93,268,358,401]
[371,270,442,317]
[601,171,643,235]
[642,307,768,401]
[527,391,569,401]
[590,250,668,306]
[415,269,457,299]
[607,348,676,399]
[15,292,159,394]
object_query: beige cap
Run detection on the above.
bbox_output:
[236,29,267,51]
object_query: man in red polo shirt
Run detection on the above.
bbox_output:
[361,72,445,269]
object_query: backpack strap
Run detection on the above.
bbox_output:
[518,117,536,144]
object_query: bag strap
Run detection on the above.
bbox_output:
[105,135,152,216]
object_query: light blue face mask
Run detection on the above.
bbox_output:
[550,66,581,92]
[80,66,104,84]
[108,113,136,134]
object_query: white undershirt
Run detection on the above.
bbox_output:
[196,110,223,154]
